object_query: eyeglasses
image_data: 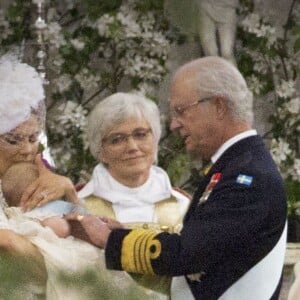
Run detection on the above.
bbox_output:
[102,128,152,147]
[170,96,214,118]
[0,131,40,149]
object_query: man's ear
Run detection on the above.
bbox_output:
[214,96,228,120]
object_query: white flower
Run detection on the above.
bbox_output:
[291,159,300,182]
[253,60,268,75]
[49,101,88,133]
[44,22,66,49]
[70,38,85,51]
[241,13,278,48]
[260,25,278,47]
[116,11,141,38]
[74,68,100,91]
[96,14,114,37]
[275,80,296,99]
[133,82,155,96]
[50,146,73,173]
[81,129,89,150]
[271,138,292,165]
[51,54,64,68]
[286,97,300,114]
[241,13,261,33]
[246,75,264,95]
[99,44,113,58]
[122,55,165,82]
[53,74,72,93]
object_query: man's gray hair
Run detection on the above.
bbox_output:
[183,56,254,124]
[87,92,162,159]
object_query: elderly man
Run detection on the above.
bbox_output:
[66,56,287,299]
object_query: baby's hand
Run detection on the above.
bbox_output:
[41,217,71,238]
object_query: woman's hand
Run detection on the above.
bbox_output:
[20,154,79,211]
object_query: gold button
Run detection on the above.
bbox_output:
[160,225,169,232]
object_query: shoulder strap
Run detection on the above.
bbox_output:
[219,222,287,300]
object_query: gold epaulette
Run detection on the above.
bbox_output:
[121,229,161,275]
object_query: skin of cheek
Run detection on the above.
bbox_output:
[0,145,39,177]
[0,117,41,176]
[183,111,219,160]
[107,146,155,178]
[101,139,155,176]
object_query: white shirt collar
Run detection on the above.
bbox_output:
[78,164,177,223]
[78,164,173,204]
[211,129,257,164]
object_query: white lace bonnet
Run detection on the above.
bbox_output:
[0,56,45,135]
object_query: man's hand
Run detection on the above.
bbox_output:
[64,213,111,248]
[99,216,124,230]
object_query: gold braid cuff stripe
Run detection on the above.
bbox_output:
[121,229,161,275]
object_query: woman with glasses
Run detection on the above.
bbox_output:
[0,57,80,298]
[78,92,190,297]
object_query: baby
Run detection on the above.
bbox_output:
[2,162,87,238]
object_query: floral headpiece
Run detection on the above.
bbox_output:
[0,56,45,135]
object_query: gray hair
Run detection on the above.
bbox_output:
[87,92,162,159]
[179,56,254,124]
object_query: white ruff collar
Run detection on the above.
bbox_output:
[78,164,173,203]
[78,164,174,222]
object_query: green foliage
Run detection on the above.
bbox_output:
[286,180,300,216]
[158,132,188,185]
[0,255,146,300]
[1,0,31,48]
[236,0,300,213]
[0,255,44,300]
[84,0,122,20]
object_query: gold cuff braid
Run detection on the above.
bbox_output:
[121,229,161,275]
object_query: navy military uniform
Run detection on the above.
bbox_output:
[105,135,287,299]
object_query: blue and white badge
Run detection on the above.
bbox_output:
[236,174,253,186]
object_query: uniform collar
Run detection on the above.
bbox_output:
[211,129,257,164]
